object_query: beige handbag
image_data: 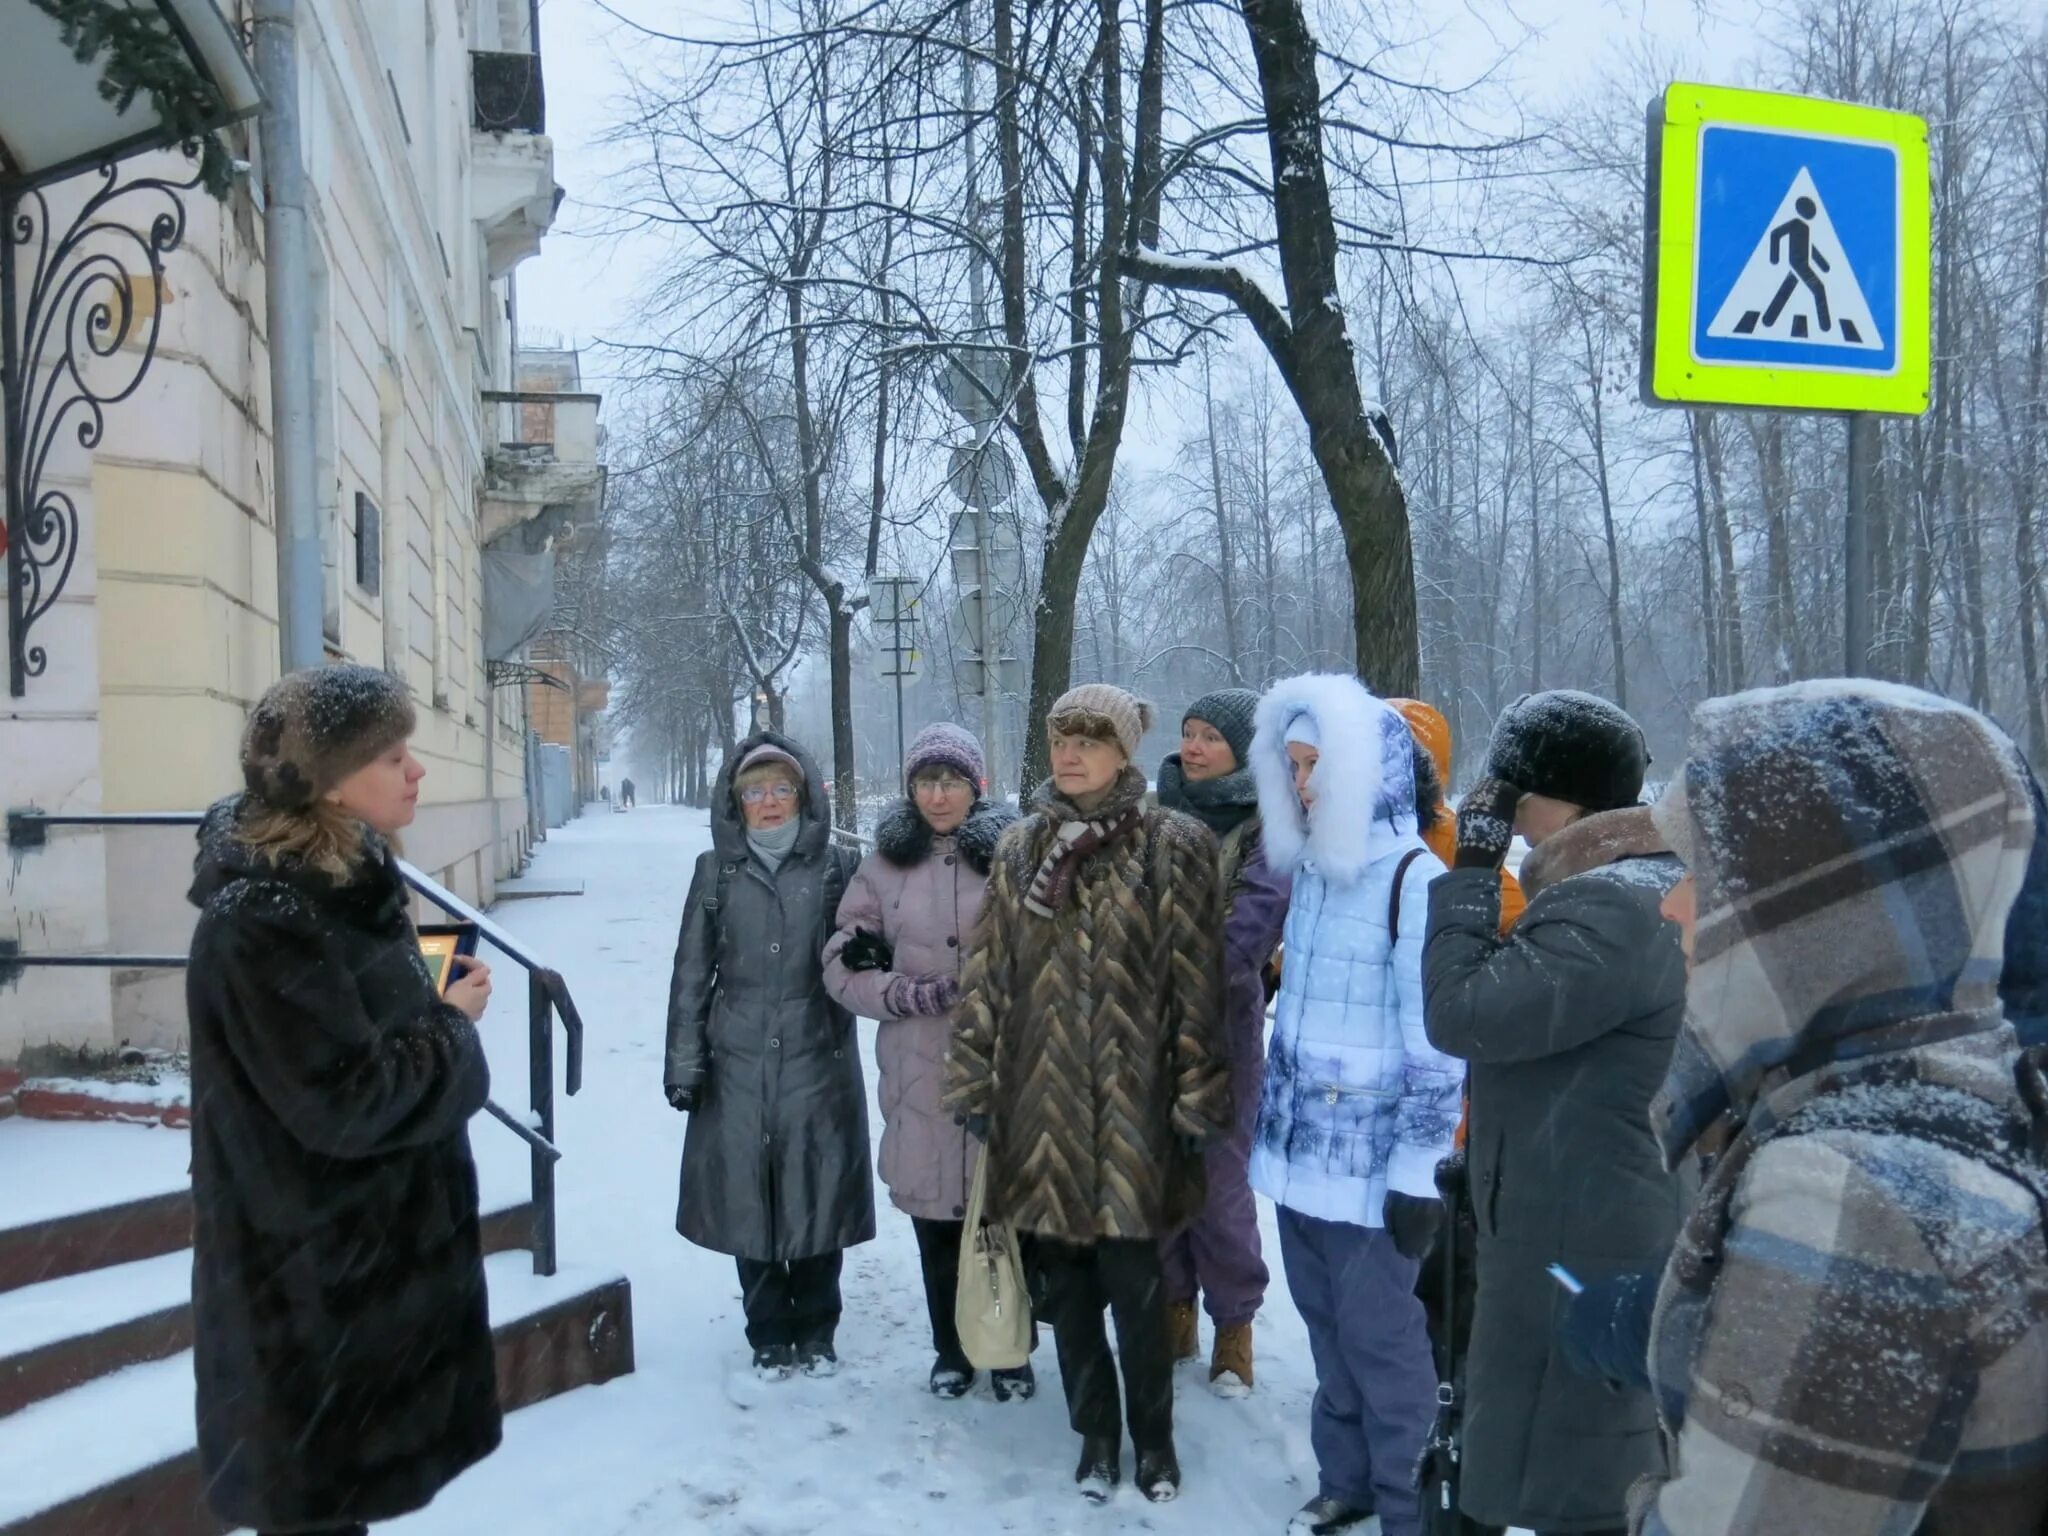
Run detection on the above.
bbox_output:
[955,1147,1032,1370]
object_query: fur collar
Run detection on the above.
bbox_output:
[874,797,1017,875]
[1519,805,1672,899]
[1251,673,1417,887]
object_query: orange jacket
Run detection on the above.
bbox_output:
[1391,698,1525,932]
[1391,698,1524,1154]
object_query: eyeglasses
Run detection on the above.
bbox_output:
[739,783,799,805]
[913,773,973,796]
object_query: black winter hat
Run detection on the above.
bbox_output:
[1183,688,1261,770]
[242,664,417,812]
[1482,690,1649,812]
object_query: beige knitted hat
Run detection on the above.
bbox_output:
[1047,683,1156,760]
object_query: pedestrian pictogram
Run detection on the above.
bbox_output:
[1707,171,1881,349]
[1641,83,1929,415]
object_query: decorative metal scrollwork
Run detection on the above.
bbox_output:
[4,161,198,696]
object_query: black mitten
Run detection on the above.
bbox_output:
[1454,777,1520,870]
[1383,1191,1444,1261]
[841,928,895,973]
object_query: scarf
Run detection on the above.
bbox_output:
[747,817,803,874]
[1024,766,1146,918]
[1156,754,1257,840]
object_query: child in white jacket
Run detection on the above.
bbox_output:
[1248,674,1461,1536]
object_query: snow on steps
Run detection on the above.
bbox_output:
[0,1252,635,1536]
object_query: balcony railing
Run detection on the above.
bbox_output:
[472,51,545,135]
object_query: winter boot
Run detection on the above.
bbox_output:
[1288,1495,1373,1535]
[929,1357,975,1399]
[1209,1320,1254,1398]
[1166,1299,1200,1364]
[1074,1434,1121,1504]
[797,1338,839,1378]
[990,1361,1036,1402]
[751,1343,796,1381]
[1136,1443,1182,1504]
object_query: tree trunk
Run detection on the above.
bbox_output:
[1698,412,1745,686]
[1582,322,1628,709]
[1203,355,1243,676]
[1688,413,1722,694]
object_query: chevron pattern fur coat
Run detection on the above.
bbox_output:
[945,765,1232,1242]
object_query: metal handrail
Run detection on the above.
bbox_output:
[2,809,584,1275]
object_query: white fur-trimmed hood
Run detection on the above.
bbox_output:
[1252,672,1417,887]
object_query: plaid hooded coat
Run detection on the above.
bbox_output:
[1632,683,2048,1536]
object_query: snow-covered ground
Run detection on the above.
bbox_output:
[385,804,1521,1536]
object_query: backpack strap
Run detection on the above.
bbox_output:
[1387,847,1427,942]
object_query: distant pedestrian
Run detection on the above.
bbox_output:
[1155,688,1289,1396]
[1634,682,2047,1535]
[947,683,1230,1504]
[664,733,874,1380]
[1248,674,1462,1536]
[823,724,1029,1402]
[1423,690,1686,1536]
[619,776,636,808]
[186,665,500,1536]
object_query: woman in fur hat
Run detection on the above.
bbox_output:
[947,683,1230,1503]
[185,664,500,1536]
[823,723,1028,1402]
[664,733,875,1380]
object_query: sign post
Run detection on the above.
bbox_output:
[1641,82,1931,676]
[869,575,923,772]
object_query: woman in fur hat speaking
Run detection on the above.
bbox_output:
[185,664,500,1536]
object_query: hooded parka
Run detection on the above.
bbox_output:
[664,731,875,1261]
[184,796,501,1533]
[1630,684,2048,1536]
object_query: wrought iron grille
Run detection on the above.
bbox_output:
[4,162,198,696]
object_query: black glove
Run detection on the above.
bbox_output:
[1560,1267,1660,1394]
[1383,1191,1443,1261]
[956,1111,990,1141]
[1454,776,1520,870]
[1433,1148,1469,1204]
[840,928,894,973]
[665,1084,698,1113]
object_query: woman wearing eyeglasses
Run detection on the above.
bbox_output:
[824,724,1025,1400]
[665,732,875,1379]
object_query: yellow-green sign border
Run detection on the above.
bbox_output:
[1644,82,1930,416]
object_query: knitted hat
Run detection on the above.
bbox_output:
[241,664,417,813]
[904,722,985,790]
[1183,688,1260,770]
[1482,690,1649,812]
[1048,683,1155,761]
[735,742,805,785]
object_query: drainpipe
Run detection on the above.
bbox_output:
[252,0,326,673]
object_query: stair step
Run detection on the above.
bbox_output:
[0,1255,635,1536]
[0,1198,536,1420]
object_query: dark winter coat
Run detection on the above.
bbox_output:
[1633,684,2048,1536]
[2002,754,2048,1046]
[665,732,875,1262]
[823,797,1016,1222]
[945,766,1232,1243]
[1423,806,1690,1534]
[184,797,501,1533]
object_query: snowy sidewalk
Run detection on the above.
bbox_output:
[389,804,1489,1536]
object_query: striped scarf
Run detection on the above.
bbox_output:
[1024,769,1146,918]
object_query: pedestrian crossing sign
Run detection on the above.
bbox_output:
[1642,83,1930,416]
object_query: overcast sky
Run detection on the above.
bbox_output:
[515,0,1745,394]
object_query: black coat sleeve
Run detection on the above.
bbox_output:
[212,903,489,1159]
[665,852,719,1096]
[1423,865,1670,1065]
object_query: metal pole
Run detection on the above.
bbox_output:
[528,968,558,1276]
[1845,413,1877,677]
[253,0,327,674]
[4,187,27,698]
[894,662,906,776]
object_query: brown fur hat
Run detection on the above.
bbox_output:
[241,664,417,812]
